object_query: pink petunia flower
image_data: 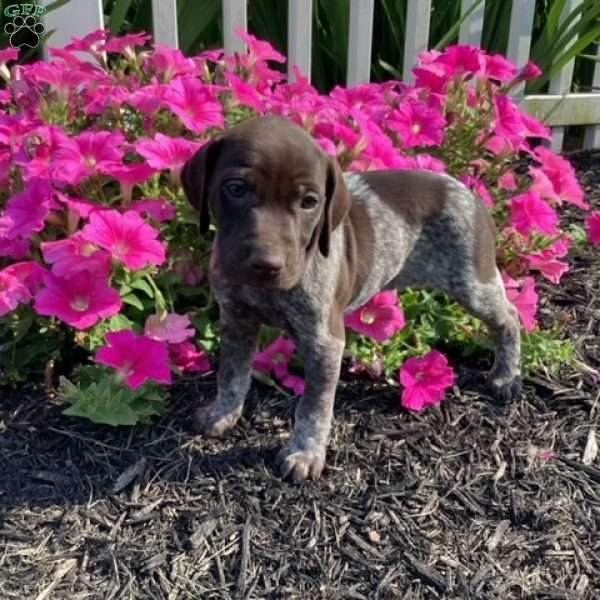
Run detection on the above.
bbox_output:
[485,135,516,157]
[51,130,125,185]
[169,341,211,374]
[526,252,569,284]
[529,167,557,201]
[520,113,551,141]
[96,330,172,389]
[399,350,455,412]
[0,269,31,317]
[482,53,518,83]
[388,101,446,148]
[237,29,286,63]
[437,45,483,77]
[0,178,53,240]
[135,133,200,180]
[586,211,600,246]
[41,233,111,278]
[147,43,198,82]
[502,273,538,332]
[163,77,225,134]
[171,248,204,286]
[100,162,156,206]
[103,32,151,58]
[493,96,524,145]
[145,313,195,344]
[34,270,122,330]
[498,171,518,191]
[14,125,71,180]
[280,373,305,396]
[411,153,447,173]
[526,238,571,284]
[25,62,94,104]
[460,175,495,208]
[128,83,169,115]
[131,198,176,222]
[4,261,48,294]
[413,63,449,94]
[64,29,107,56]
[83,83,130,116]
[253,337,296,379]
[539,449,558,462]
[225,72,264,112]
[518,62,542,81]
[0,237,29,260]
[511,191,559,236]
[54,192,107,233]
[80,209,166,270]
[534,147,588,209]
[345,291,406,343]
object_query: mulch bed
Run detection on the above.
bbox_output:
[1,152,599,600]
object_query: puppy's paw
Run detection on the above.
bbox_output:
[488,374,522,405]
[275,443,325,482]
[193,403,241,437]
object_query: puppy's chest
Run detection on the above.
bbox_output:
[218,285,321,333]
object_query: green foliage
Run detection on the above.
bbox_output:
[521,328,575,376]
[346,289,576,379]
[0,308,63,385]
[528,0,600,92]
[345,289,492,381]
[59,365,168,425]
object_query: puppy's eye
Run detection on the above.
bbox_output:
[223,179,247,198]
[300,193,320,210]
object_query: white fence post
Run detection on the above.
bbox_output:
[403,0,432,84]
[548,0,582,151]
[583,43,600,150]
[459,0,485,47]
[288,0,312,82]
[152,0,179,48]
[42,0,104,59]
[346,0,374,86]
[506,0,536,97]
[223,0,247,54]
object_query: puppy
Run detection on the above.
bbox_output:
[182,116,521,481]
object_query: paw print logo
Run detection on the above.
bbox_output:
[4,15,45,49]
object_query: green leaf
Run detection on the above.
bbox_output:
[107,0,135,35]
[581,53,600,62]
[434,0,486,51]
[59,371,168,426]
[122,292,145,311]
[130,278,154,299]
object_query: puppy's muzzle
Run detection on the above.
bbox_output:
[250,253,284,276]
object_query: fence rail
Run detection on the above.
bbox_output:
[41,0,600,151]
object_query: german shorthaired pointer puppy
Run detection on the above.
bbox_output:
[182,116,522,482]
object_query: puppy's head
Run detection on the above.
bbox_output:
[181,116,350,289]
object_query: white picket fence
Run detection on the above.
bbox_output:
[41,0,600,151]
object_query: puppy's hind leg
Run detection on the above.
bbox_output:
[455,269,522,404]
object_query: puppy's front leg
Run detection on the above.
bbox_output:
[194,309,260,437]
[276,331,345,482]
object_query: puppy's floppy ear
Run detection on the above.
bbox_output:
[319,157,351,257]
[181,139,222,235]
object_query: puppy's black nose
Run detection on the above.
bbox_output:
[250,255,284,274]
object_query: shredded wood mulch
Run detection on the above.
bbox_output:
[1,151,599,600]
